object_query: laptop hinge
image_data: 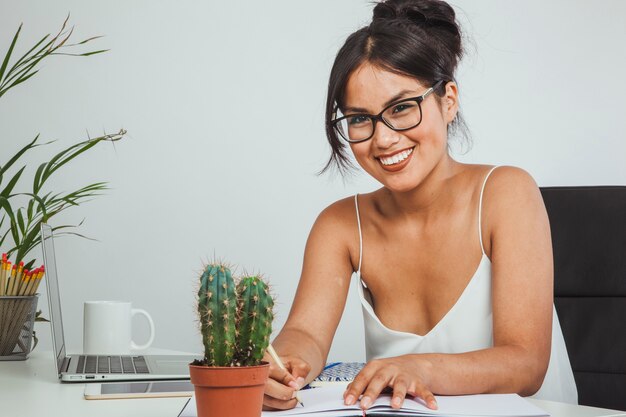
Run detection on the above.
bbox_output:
[61,355,71,373]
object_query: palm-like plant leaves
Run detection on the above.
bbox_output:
[1,133,123,265]
[0,15,107,99]
[0,18,126,268]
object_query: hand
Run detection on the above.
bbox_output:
[263,354,310,410]
[343,355,438,411]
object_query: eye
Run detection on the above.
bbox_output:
[391,102,416,114]
[347,115,371,126]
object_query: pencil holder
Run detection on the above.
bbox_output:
[0,295,39,360]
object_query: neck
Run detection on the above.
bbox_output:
[382,155,460,218]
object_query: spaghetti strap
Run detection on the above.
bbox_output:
[478,166,499,256]
[354,194,364,279]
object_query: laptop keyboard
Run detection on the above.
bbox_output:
[75,355,149,374]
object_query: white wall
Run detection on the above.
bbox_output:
[1,1,624,362]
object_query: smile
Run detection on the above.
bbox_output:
[378,147,414,166]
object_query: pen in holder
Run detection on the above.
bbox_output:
[0,295,39,360]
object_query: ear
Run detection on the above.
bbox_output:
[442,81,459,125]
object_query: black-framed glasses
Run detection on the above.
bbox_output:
[332,80,444,143]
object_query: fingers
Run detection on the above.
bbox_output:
[264,355,310,411]
[359,371,392,409]
[343,362,391,409]
[264,376,298,410]
[390,378,408,409]
[342,360,438,411]
[265,374,296,399]
[408,381,438,410]
[284,357,311,388]
[268,362,299,389]
[263,394,298,411]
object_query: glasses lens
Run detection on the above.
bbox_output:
[382,100,422,130]
[333,108,373,142]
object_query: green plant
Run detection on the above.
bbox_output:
[0,16,126,270]
[196,263,274,367]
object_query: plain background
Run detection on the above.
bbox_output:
[1,1,625,362]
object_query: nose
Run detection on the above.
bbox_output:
[371,119,400,150]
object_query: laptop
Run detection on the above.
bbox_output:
[40,223,197,382]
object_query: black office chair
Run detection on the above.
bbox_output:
[541,186,626,411]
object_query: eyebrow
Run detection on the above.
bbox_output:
[343,89,416,114]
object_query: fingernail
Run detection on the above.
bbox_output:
[392,396,402,407]
[288,380,298,389]
[291,390,297,399]
[361,396,372,409]
[429,399,438,410]
[345,394,355,405]
[296,377,305,388]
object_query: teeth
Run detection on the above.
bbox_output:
[380,148,413,166]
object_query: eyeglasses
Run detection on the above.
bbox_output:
[332,80,444,143]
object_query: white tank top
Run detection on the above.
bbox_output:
[353,166,578,404]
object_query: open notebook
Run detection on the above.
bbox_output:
[178,384,549,417]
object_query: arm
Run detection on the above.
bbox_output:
[345,167,554,409]
[264,199,356,409]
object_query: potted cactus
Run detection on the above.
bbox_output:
[190,262,274,417]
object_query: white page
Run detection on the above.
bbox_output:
[178,385,549,417]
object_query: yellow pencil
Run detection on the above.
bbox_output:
[2,262,9,295]
[267,344,304,407]
[27,268,41,295]
[0,255,7,296]
[7,264,17,296]
[24,269,36,296]
[10,263,23,296]
[30,267,45,295]
[3,261,10,294]
[23,270,34,296]
[17,269,28,296]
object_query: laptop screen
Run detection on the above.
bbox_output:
[40,223,67,375]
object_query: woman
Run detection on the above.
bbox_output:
[264,0,577,411]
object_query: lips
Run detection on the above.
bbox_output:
[376,147,415,172]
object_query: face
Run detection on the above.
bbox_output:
[342,63,458,193]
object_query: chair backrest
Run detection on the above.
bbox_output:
[540,186,626,411]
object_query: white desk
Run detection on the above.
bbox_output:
[1,350,625,417]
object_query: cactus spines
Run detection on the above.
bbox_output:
[197,262,275,367]
[198,263,237,366]
[236,275,274,366]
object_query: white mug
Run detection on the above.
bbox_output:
[83,301,155,354]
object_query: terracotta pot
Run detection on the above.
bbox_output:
[189,362,270,417]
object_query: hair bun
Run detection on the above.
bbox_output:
[372,0,458,35]
[373,3,426,25]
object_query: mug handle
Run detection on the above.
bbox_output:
[130,308,155,351]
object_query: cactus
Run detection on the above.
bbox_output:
[197,263,274,367]
[198,263,237,366]
[236,275,274,366]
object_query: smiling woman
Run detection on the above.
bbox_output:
[263,0,577,413]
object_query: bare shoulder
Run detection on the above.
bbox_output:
[309,195,359,248]
[314,196,358,230]
[482,165,543,211]
[303,195,361,274]
[480,166,548,254]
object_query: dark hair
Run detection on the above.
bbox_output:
[321,0,470,175]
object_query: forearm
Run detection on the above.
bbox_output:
[420,345,547,397]
[272,326,327,383]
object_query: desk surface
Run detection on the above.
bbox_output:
[1,350,624,417]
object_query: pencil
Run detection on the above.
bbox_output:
[8,264,17,295]
[267,344,304,407]
[17,269,29,296]
[31,266,44,295]
[24,268,37,296]
[0,253,7,296]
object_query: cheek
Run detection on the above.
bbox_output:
[349,143,370,160]
[349,143,380,175]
